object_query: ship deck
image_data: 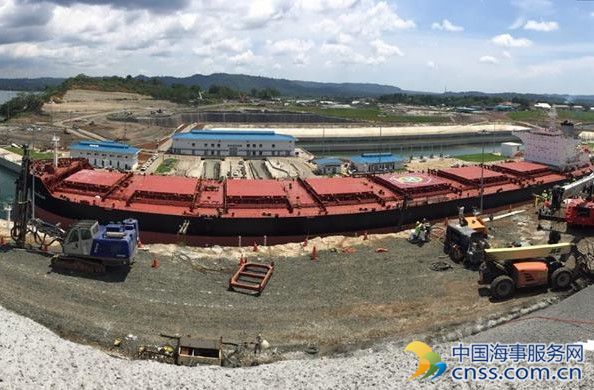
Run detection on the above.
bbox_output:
[34,159,590,219]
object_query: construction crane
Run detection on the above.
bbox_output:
[9,146,139,273]
[11,145,32,248]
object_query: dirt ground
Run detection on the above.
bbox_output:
[0,90,183,149]
[0,205,585,363]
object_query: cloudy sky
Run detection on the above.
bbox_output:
[0,0,593,94]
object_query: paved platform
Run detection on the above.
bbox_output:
[468,285,594,344]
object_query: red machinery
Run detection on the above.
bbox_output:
[538,172,594,227]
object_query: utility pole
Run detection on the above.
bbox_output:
[479,129,487,213]
[52,134,60,167]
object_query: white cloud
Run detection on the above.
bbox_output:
[333,1,415,38]
[320,42,393,65]
[295,0,359,13]
[266,39,314,55]
[524,20,559,32]
[509,17,525,30]
[229,50,256,65]
[1,0,592,94]
[293,53,309,66]
[320,43,353,57]
[242,0,292,29]
[370,39,403,57]
[492,34,532,48]
[431,19,463,32]
[523,55,594,78]
[265,38,314,66]
[193,37,251,57]
[479,55,499,64]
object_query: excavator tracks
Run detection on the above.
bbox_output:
[50,255,106,274]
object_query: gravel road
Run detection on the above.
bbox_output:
[1,300,593,389]
[0,233,562,362]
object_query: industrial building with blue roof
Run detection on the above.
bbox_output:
[171,129,296,158]
[350,153,405,173]
[313,157,343,175]
[69,140,139,171]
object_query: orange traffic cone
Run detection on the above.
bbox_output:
[151,258,160,268]
[311,245,317,261]
[252,242,259,252]
[363,231,368,240]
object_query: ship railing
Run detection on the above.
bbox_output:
[296,177,327,213]
[101,172,134,201]
[55,182,112,195]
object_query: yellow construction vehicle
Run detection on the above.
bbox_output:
[478,242,575,300]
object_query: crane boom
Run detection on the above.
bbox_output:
[559,172,594,198]
[550,172,594,211]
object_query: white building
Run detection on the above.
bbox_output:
[69,140,139,171]
[313,157,343,175]
[350,153,405,173]
[534,102,552,109]
[171,129,296,158]
[500,142,522,158]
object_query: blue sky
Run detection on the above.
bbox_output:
[0,0,593,94]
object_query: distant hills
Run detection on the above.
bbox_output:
[136,73,403,98]
[0,77,63,91]
[1,73,593,103]
[0,73,402,98]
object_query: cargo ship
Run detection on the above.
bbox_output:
[29,122,592,246]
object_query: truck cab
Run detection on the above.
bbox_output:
[63,220,100,257]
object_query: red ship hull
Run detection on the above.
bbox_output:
[30,158,591,246]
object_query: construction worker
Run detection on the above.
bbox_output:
[409,221,422,242]
[422,218,431,241]
[254,334,263,354]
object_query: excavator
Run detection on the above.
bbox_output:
[9,145,139,273]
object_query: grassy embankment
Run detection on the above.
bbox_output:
[507,109,594,123]
[5,146,53,160]
[155,158,178,174]
[455,153,507,163]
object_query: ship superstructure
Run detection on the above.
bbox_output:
[513,113,589,170]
